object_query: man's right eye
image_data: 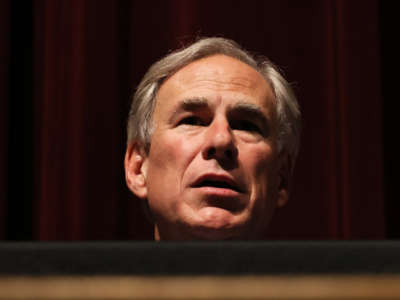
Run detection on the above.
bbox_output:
[178,116,204,126]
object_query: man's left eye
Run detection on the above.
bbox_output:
[232,120,262,133]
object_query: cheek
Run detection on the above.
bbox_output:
[248,147,280,226]
[245,145,280,201]
[145,133,201,219]
[145,135,185,212]
[149,136,182,167]
[246,144,277,179]
[256,152,278,181]
[146,133,198,185]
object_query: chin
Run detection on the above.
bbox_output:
[185,227,244,240]
[157,222,260,240]
[186,216,250,240]
[155,207,262,240]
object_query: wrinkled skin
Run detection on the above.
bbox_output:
[125,55,289,240]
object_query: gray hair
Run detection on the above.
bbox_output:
[127,37,301,170]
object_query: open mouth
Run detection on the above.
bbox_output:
[193,176,242,193]
[192,175,246,212]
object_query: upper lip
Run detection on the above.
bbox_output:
[191,173,244,193]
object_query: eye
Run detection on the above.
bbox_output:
[177,116,205,126]
[231,120,262,134]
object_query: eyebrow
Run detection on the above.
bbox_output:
[229,101,269,126]
[181,97,209,110]
[169,98,270,127]
[169,97,209,123]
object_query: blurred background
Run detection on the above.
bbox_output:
[1,0,397,240]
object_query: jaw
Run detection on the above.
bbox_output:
[149,183,275,241]
[153,205,261,241]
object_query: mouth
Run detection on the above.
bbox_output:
[192,174,243,193]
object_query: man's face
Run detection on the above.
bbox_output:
[127,55,288,240]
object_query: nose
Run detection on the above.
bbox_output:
[202,118,238,161]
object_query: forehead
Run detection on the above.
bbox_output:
[154,55,275,116]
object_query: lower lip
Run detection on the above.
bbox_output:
[194,186,241,197]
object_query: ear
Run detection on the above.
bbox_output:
[124,142,148,199]
[276,152,291,208]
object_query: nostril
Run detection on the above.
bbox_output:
[205,146,237,160]
[203,144,237,160]
[225,149,233,158]
[208,147,216,157]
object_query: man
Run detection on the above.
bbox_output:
[125,37,301,240]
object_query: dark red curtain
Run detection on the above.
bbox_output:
[2,0,385,240]
[0,0,10,240]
